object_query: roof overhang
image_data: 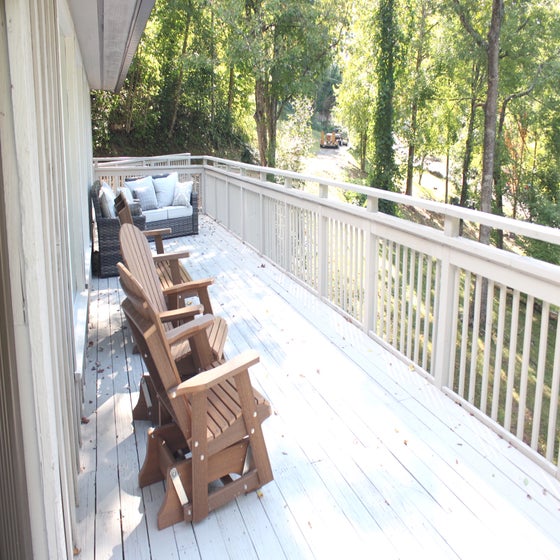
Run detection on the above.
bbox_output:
[67,0,155,92]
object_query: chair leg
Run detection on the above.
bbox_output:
[237,374,274,487]
[132,375,153,421]
[138,424,185,487]
[157,459,194,529]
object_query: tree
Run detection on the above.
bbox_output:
[371,0,399,210]
[401,0,436,196]
[276,98,314,176]
[335,0,378,173]
[218,0,348,167]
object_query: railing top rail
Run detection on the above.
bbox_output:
[93,153,191,167]
[92,154,560,246]
[196,156,560,246]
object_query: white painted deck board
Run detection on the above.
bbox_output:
[76,216,560,559]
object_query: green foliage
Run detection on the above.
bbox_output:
[91,0,560,262]
[276,98,314,176]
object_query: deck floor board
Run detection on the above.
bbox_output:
[77,216,560,559]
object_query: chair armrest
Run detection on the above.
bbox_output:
[163,277,214,296]
[164,313,215,346]
[159,304,203,325]
[144,227,172,237]
[153,251,191,263]
[168,350,260,397]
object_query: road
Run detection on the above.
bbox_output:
[301,145,363,183]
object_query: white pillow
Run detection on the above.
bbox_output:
[126,176,158,211]
[99,182,116,218]
[173,180,193,207]
[153,172,178,208]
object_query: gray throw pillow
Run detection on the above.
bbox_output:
[126,176,157,211]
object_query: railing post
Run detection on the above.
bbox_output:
[367,195,379,213]
[433,215,461,388]
[318,205,328,299]
[319,183,328,199]
[364,196,379,334]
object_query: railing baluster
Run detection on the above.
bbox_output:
[406,249,415,359]
[422,257,433,372]
[458,271,472,398]
[399,247,408,354]
[504,289,520,432]
[517,295,534,441]
[480,280,495,415]
[549,320,560,462]
[468,276,483,403]
[532,302,550,450]
[491,284,507,421]
[413,253,424,365]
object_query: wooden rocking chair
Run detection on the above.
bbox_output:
[119,224,227,422]
[115,193,214,313]
[118,262,273,526]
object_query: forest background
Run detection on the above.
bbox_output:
[92,0,560,261]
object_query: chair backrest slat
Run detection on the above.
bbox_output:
[119,223,168,317]
[118,263,193,433]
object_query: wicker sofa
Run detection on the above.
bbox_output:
[90,175,199,277]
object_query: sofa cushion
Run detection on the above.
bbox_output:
[167,205,193,219]
[99,182,116,218]
[153,172,178,207]
[143,208,169,223]
[173,180,193,207]
[126,176,158,211]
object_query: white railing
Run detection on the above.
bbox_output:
[93,152,192,169]
[94,155,560,477]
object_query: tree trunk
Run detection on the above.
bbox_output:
[460,64,480,207]
[406,141,415,196]
[124,56,141,134]
[479,0,504,245]
[266,94,278,169]
[405,1,427,196]
[254,78,268,166]
[168,14,191,139]
[493,98,509,248]
[227,66,235,115]
[371,0,397,201]
[360,130,367,172]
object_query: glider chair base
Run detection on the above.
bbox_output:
[139,423,273,528]
[132,375,173,425]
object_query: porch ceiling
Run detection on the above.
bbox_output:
[67,0,155,91]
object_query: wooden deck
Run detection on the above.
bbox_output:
[76,216,560,560]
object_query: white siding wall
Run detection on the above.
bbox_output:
[0,0,92,558]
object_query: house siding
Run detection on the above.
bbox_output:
[0,0,92,557]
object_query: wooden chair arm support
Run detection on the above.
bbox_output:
[165,313,215,346]
[143,228,172,254]
[158,304,203,324]
[168,350,260,397]
[152,251,191,263]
